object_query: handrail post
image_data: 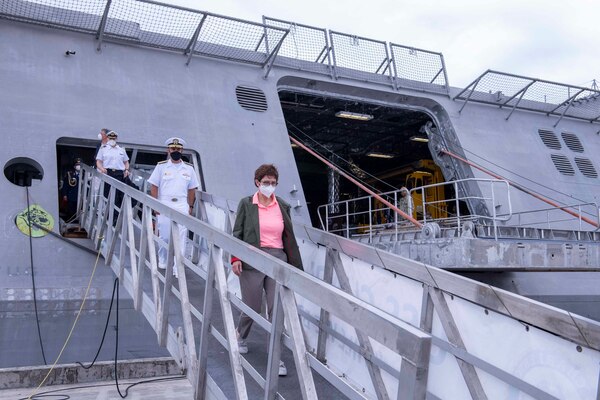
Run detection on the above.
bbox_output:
[455,181,461,233]
[345,201,350,238]
[368,197,373,243]
[421,187,427,224]
[394,191,398,241]
[491,184,498,240]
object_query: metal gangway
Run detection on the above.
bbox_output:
[77,164,600,399]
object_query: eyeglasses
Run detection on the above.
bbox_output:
[260,180,278,187]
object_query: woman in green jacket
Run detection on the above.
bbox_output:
[230,164,303,376]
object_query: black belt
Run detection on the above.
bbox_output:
[107,169,125,178]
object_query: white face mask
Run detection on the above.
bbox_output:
[259,184,276,198]
[75,165,81,171]
[97,133,103,140]
[108,139,116,147]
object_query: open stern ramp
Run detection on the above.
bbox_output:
[79,165,600,399]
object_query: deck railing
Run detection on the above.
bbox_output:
[0,0,449,93]
[317,178,511,241]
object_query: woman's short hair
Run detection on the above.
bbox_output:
[254,164,279,182]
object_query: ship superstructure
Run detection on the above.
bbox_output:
[1,1,600,399]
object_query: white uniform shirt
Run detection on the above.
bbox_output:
[96,144,129,170]
[148,159,199,201]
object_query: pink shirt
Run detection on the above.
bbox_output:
[253,192,284,249]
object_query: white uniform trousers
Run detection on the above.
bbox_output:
[157,200,189,274]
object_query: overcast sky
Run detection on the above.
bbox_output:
[164,0,599,88]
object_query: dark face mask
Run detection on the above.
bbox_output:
[170,151,182,161]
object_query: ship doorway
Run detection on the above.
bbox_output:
[278,90,457,229]
[56,137,204,234]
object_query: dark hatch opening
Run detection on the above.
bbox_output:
[55,137,204,234]
[279,90,453,228]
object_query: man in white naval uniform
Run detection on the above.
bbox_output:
[148,137,199,277]
[96,130,130,204]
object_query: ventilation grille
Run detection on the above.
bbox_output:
[561,132,584,153]
[550,154,575,176]
[538,129,561,150]
[235,86,268,112]
[574,157,598,178]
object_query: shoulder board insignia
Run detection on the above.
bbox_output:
[157,160,167,164]
[184,161,193,166]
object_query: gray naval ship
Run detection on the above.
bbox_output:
[1,1,600,399]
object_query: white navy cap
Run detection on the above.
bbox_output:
[165,137,186,148]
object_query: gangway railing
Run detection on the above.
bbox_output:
[77,164,431,399]
[78,165,600,399]
[318,178,511,241]
[198,190,600,400]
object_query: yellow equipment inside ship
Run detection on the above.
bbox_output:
[405,160,448,220]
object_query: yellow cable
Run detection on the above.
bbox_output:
[26,236,105,400]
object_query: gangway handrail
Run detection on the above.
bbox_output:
[200,189,600,352]
[198,189,600,400]
[76,166,600,399]
[77,164,431,399]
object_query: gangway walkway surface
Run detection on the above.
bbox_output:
[67,165,600,399]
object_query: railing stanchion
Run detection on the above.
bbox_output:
[394,191,398,241]
[368,198,373,243]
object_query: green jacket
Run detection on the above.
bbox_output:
[231,195,303,270]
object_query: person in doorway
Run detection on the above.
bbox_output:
[230,164,303,377]
[95,128,110,161]
[147,137,199,277]
[398,186,414,220]
[96,130,130,189]
[61,158,82,221]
